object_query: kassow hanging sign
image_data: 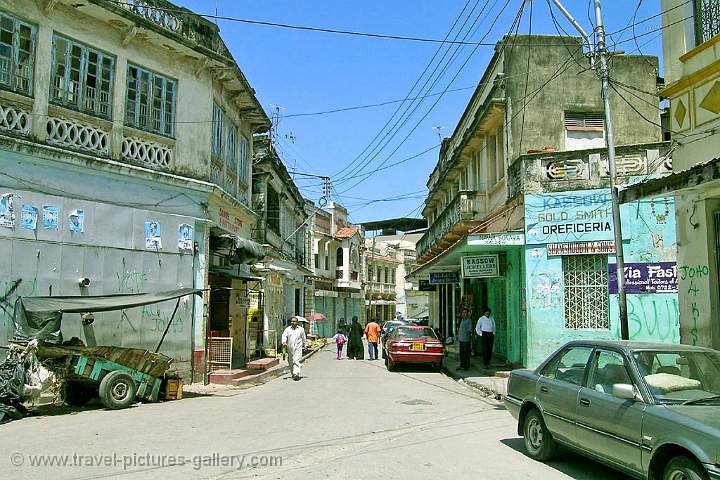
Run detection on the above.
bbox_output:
[461,255,499,278]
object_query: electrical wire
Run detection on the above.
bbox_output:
[336,0,519,192]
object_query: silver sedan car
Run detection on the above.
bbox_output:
[504,341,720,480]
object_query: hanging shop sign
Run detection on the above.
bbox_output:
[609,262,678,294]
[428,271,460,284]
[525,189,616,244]
[461,255,499,278]
[547,241,616,256]
[467,232,525,246]
[418,279,436,291]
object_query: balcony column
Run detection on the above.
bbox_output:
[110,55,129,160]
[467,153,476,191]
[31,24,52,142]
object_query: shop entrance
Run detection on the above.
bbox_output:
[208,274,249,369]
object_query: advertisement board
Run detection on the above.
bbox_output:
[461,255,499,278]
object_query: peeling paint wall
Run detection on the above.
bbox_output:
[0,187,196,377]
[524,190,680,368]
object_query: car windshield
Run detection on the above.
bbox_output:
[393,327,438,340]
[633,350,720,404]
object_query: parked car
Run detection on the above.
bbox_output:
[380,320,407,346]
[504,340,720,480]
[384,326,444,372]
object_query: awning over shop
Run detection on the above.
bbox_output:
[619,157,720,203]
[13,288,203,342]
[210,235,266,265]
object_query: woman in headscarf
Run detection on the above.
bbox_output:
[346,316,364,360]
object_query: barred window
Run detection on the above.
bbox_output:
[211,102,223,157]
[563,255,609,329]
[239,135,249,182]
[0,13,35,95]
[695,0,720,45]
[126,64,175,136]
[51,35,114,118]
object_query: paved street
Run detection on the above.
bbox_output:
[1,345,629,480]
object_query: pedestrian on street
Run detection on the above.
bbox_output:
[338,317,348,336]
[281,316,307,380]
[457,308,473,370]
[364,318,382,360]
[346,316,364,360]
[332,330,347,360]
[475,308,496,368]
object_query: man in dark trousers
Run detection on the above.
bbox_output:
[457,308,473,370]
[475,308,496,368]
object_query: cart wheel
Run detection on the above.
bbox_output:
[99,371,137,410]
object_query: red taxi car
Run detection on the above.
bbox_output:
[384,326,444,371]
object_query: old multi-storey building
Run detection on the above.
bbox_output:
[412,34,678,367]
[0,0,269,380]
[251,134,310,346]
[623,1,720,351]
[305,202,364,335]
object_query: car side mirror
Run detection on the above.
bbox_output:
[613,383,642,401]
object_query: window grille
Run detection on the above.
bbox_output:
[0,13,35,95]
[695,0,720,44]
[211,102,223,157]
[125,64,175,136]
[563,255,609,329]
[51,35,113,118]
[239,135,248,181]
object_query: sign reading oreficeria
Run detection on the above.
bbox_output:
[461,255,499,278]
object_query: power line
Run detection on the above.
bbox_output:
[337,0,519,191]
[280,85,477,118]
[333,0,482,180]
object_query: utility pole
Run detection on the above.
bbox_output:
[549,0,629,339]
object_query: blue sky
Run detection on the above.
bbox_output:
[174,1,664,223]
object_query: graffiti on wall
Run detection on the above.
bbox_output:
[117,270,148,294]
[622,295,680,342]
[531,273,562,310]
[681,264,710,345]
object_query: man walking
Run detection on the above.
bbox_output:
[282,316,307,381]
[475,308,496,368]
[364,317,382,360]
[457,309,473,370]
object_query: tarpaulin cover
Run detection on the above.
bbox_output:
[0,351,27,424]
[210,235,266,265]
[13,288,203,343]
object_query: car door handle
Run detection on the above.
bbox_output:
[540,386,549,393]
[579,398,591,407]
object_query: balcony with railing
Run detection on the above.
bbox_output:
[417,190,486,262]
[506,142,672,199]
[695,0,720,45]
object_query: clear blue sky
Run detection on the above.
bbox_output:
[174,0,664,223]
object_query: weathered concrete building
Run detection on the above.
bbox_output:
[305,202,364,336]
[622,1,720,351]
[412,35,678,367]
[0,0,269,380]
[250,135,310,347]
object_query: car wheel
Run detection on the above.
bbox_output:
[663,456,709,480]
[523,409,556,461]
[99,371,137,410]
[387,358,396,372]
[434,359,443,372]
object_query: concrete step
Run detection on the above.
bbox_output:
[208,369,253,385]
[246,357,279,371]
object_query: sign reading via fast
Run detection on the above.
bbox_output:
[609,262,678,293]
[428,272,460,284]
[525,189,616,244]
[462,255,499,278]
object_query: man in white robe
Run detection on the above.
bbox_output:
[281,317,307,381]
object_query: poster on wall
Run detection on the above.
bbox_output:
[20,205,38,230]
[144,221,162,249]
[609,262,678,294]
[177,223,193,250]
[461,255,499,278]
[0,193,19,228]
[42,205,59,230]
[69,209,84,233]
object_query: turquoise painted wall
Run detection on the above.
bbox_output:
[524,191,679,368]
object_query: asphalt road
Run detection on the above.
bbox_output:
[0,346,630,479]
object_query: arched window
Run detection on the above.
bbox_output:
[384,267,389,283]
[336,247,344,267]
